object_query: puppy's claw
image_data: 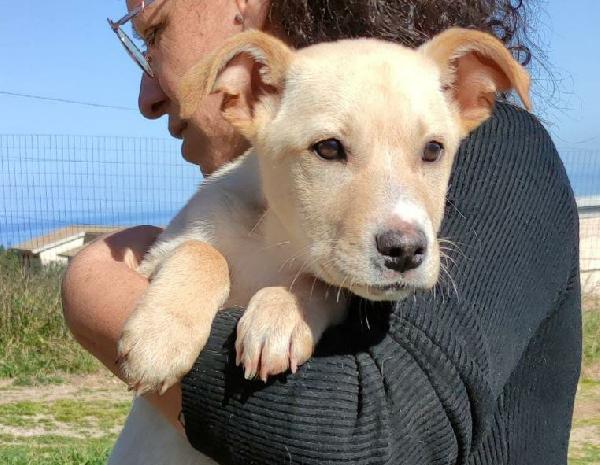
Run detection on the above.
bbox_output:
[259,365,268,383]
[159,382,169,396]
[235,344,243,367]
[290,357,298,374]
[236,288,316,382]
[258,363,268,383]
[244,364,255,380]
[116,298,214,395]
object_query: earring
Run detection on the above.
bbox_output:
[234,13,245,27]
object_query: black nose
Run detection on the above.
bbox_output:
[376,228,427,272]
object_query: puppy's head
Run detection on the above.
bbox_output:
[179,29,530,301]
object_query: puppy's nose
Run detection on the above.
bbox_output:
[376,227,427,272]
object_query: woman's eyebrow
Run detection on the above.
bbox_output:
[132,5,163,42]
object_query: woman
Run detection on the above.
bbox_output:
[62,1,581,463]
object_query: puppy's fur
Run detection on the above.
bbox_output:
[109,29,530,464]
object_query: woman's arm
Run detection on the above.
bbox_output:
[61,225,185,433]
[180,104,582,464]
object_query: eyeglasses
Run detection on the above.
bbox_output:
[107,0,157,77]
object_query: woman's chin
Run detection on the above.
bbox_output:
[180,138,195,164]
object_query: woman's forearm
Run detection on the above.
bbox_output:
[61,226,184,433]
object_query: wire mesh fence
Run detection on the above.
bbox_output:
[0,135,598,274]
[0,135,199,257]
[561,148,600,287]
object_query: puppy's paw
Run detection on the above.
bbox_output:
[235,287,314,382]
[117,301,212,395]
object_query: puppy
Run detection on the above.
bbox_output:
[109,28,530,464]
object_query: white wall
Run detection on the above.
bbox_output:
[38,236,85,266]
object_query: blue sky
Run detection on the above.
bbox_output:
[0,0,598,247]
[0,1,160,137]
[0,0,598,148]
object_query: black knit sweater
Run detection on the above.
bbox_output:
[181,103,582,465]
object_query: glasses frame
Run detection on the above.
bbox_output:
[107,0,157,77]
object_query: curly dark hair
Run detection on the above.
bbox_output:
[268,0,533,64]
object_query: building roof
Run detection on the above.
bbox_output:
[13,225,120,254]
[577,195,600,208]
[58,244,87,259]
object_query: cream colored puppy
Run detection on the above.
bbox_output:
[117,29,531,393]
[117,27,530,395]
[110,28,530,465]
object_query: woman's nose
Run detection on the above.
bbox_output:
[138,73,168,119]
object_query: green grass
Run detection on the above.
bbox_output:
[1,438,113,465]
[0,249,99,381]
[582,293,600,376]
[0,249,127,464]
[570,444,600,465]
[0,399,130,430]
[1,247,599,463]
[0,398,130,465]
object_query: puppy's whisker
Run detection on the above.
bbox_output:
[439,237,468,261]
[278,240,338,273]
[447,275,459,301]
[446,199,467,221]
[288,252,333,292]
[309,276,318,300]
[438,237,459,246]
[439,250,458,269]
[289,266,308,293]
[439,262,459,301]
[248,210,269,235]
[257,240,291,252]
[336,274,350,303]
[278,248,310,272]
[279,248,317,274]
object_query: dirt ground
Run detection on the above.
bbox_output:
[0,372,132,464]
[1,371,598,463]
[0,373,130,406]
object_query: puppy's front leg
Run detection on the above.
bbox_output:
[118,240,230,394]
[236,278,348,381]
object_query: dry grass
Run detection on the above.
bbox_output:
[582,292,600,381]
[0,249,99,384]
[0,374,131,465]
[1,248,599,463]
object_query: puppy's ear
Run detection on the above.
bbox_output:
[420,28,531,135]
[178,30,292,139]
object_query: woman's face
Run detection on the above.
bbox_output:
[126,0,270,174]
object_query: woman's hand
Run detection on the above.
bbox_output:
[61,225,185,433]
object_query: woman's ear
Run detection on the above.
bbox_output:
[178,30,292,139]
[235,0,271,30]
[420,28,531,135]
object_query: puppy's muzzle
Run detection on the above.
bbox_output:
[375,224,427,273]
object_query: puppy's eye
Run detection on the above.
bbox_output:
[313,139,346,161]
[422,141,444,162]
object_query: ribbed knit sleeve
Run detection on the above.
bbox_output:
[181,103,581,465]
